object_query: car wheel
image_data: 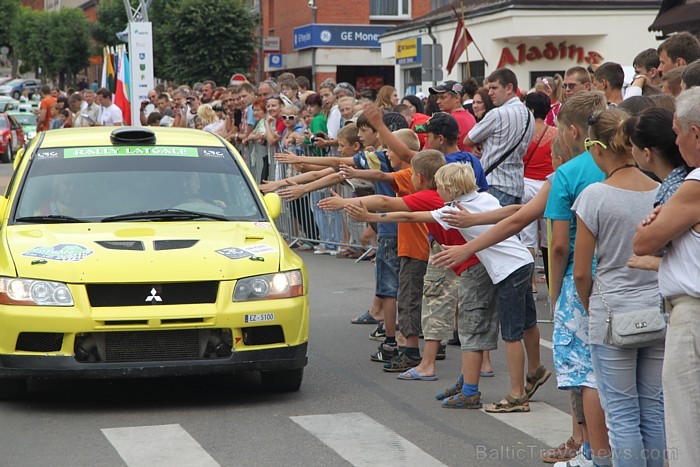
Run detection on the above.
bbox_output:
[260,368,303,392]
[0,378,27,400]
[0,146,11,164]
[12,91,20,100]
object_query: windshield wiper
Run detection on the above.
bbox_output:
[101,209,228,223]
[16,215,88,224]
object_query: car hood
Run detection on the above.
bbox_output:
[0,86,12,92]
[5,222,284,283]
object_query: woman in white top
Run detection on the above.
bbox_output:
[572,108,663,467]
[633,87,700,467]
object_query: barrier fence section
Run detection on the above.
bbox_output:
[238,141,376,262]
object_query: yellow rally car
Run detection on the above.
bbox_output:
[0,127,308,398]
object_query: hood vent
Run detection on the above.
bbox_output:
[95,240,145,251]
[153,239,199,251]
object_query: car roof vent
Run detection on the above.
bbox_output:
[153,240,199,251]
[110,127,156,145]
[95,240,145,251]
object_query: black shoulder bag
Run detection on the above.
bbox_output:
[483,111,532,177]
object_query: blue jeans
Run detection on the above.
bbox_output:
[489,186,522,207]
[590,343,665,467]
[310,189,343,250]
[498,263,537,342]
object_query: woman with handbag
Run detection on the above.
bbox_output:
[572,108,665,467]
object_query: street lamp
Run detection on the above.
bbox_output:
[308,0,317,90]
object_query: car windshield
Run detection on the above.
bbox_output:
[13,145,265,223]
[11,113,37,125]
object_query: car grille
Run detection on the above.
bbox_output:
[86,282,219,307]
[15,332,64,352]
[74,329,232,363]
[242,325,285,346]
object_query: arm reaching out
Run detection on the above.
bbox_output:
[442,203,522,229]
[345,202,433,223]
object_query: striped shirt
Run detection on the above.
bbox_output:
[468,97,534,198]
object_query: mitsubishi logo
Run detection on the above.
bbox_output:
[145,288,162,303]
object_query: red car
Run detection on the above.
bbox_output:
[0,113,25,163]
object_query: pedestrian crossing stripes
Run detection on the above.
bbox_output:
[101,424,221,467]
[290,412,447,467]
[101,405,572,466]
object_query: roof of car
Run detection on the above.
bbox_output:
[37,126,227,149]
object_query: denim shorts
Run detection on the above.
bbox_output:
[498,263,537,341]
[489,186,522,207]
[375,237,399,299]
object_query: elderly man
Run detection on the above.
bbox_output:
[633,87,700,467]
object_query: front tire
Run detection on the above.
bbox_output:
[0,378,27,400]
[1,145,11,163]
[12,91,20,100]
[260,368,303,392]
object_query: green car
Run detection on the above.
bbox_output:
[7,111,37,142]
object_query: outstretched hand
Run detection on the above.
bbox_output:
[345,201,371,222]
[277,182,304,201]
[275,151,302,165]
[442,203,477,228]
[318,190,346,211]
[339,163,361,179]
[362,103,384,128]
[432,244,471,269]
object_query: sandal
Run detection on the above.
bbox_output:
[382,353,421,373]
[351,310,382,325]
[434,382,462,401]
[484,394,530,413]
[525,365,551,400]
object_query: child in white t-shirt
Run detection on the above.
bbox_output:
[431,163,548,413]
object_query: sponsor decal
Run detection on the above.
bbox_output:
[23,244,93,262]
[216,244,276,260]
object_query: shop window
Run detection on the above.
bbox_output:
[460,60,486,86]
[370,0,411,19]
[403,67,422,96]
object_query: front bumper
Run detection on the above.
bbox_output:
[0,343,307,379]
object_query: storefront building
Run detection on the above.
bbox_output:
[260,0,430,94]
[379,0,663,96]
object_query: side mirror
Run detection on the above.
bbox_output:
[263,192,281,220]
[13,147,25,170]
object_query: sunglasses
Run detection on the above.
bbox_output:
[562,83,579,90]
[281,115,296,120]
[584,138,607,150]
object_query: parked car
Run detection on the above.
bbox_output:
[0,79,41,100]
[6,110,37,142]
[0,96,21,113]
[0,126,308,399]
[0,113,25,162]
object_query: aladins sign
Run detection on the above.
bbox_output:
[498,41,604,68]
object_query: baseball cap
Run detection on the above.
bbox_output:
[415,91,427,100]
[428,80,464,95]
[382,112,409,132]
[414,112,459,140]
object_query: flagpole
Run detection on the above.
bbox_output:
[459,0,470,79]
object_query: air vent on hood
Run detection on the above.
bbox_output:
[95,240,145,251]
[153,240,199,250]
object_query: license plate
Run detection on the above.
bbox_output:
[245,313,275,323]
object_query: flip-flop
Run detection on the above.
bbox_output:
[480,371,495,377]
[351,310,381,325]
[397,368,438,381]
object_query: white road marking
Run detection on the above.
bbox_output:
[482,402,571,447]
[540,338,553,349]
[290,412,447,467]
[102,424,220,467]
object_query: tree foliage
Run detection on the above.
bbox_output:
[93,0,129,49]
[154,0,257,85]
[9,7,91,85]
[0,0,20,49]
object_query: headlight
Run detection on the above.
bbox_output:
[233,270,303,302]
[0,277,74,306]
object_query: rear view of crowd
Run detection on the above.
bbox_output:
[33,30,700,467]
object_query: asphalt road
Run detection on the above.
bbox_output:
[0,160,572,467]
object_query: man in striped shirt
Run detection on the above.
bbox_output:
[463,68,534,207]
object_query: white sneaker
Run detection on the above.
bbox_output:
[553,447,593,467]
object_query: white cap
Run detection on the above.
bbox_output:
[415,91,427,100]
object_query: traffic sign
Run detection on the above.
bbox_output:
[229,73,248,85]
[268,54,283,68]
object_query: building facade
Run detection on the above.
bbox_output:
[380,0,663,96]
[260,0,430,93]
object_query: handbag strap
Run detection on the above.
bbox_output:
[523,127,548,169]
[594,277,614,322]
[484,110,532,176]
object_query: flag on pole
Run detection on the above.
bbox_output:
[114,46,131,125]
[100,47,108,89]
[106,48,116,94]
[446,4,474,74]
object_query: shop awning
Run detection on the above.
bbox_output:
[648,1,700,35]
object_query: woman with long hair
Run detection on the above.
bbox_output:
[573,108,664,467]
[375,85,399,109]
[472,88,494,122]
